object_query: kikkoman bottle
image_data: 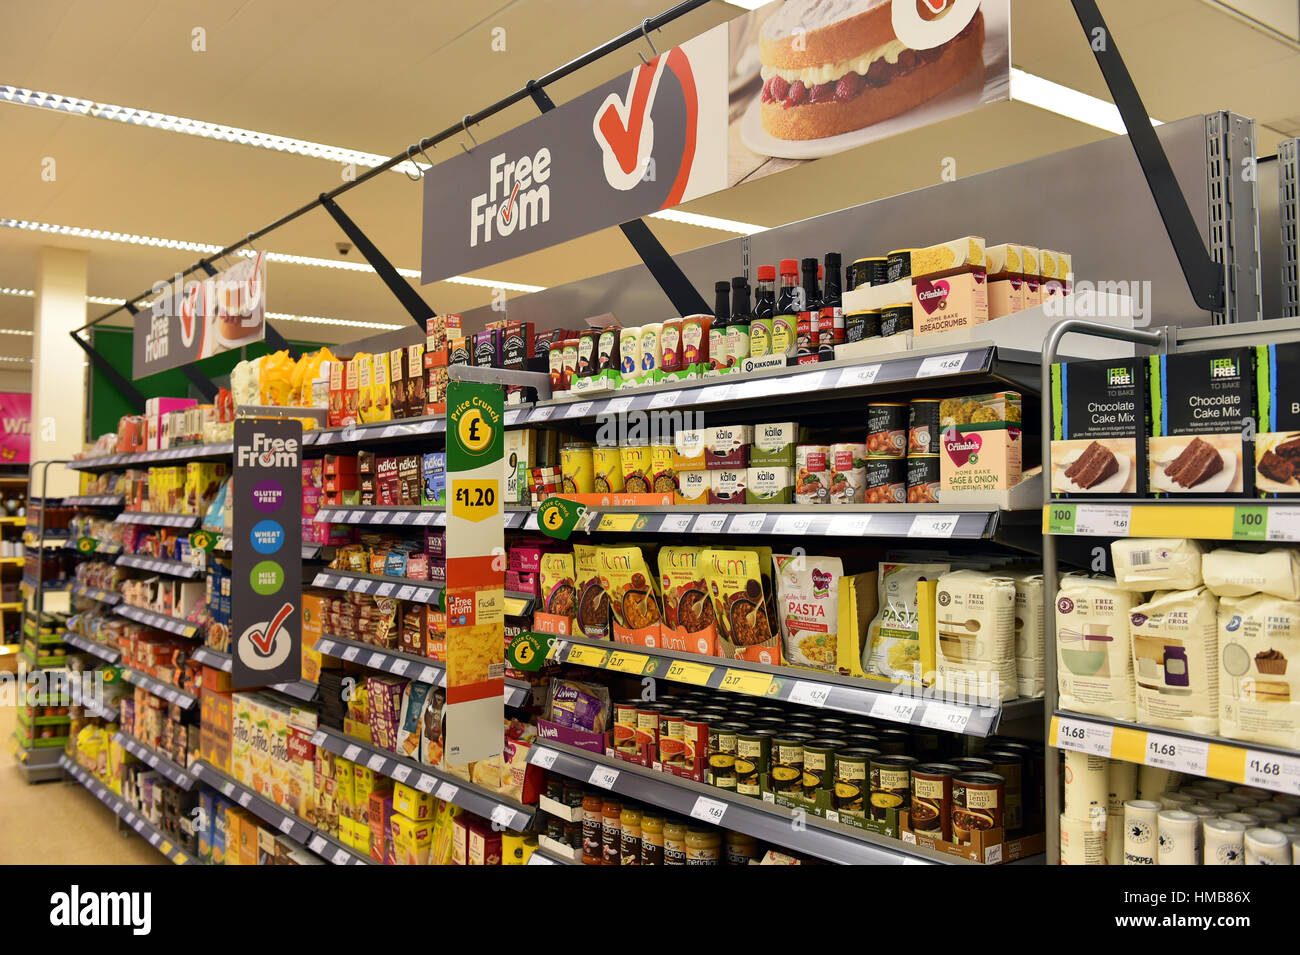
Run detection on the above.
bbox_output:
[796,256,822,365]
[709,280,730,377]
[728,276,752,372]
[820,251,844,362]
[773,259,800,360]
[751,264,776,358]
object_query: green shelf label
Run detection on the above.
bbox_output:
[1231,506,1268,541]
[1046,504,1078,535]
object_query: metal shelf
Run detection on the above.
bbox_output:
[309,414,446,451]
[529,740,965,866]
[1051,712,1300,797]
[114,603,201,638]
[300,829,378,866]
[550,632,1033,737]
[71,582,122,605]
[314,634,530,707]
[69,441,234,471]
[115,553,203,579]
[312,505,445,528]
[120,667,198,709]
[66,541,121,555]
[312,725,535,832]
[268,679,320,702]
[59,756,198,864]
[310,569,441,604]
[115,511,201,529]
[192,646,232,672]
[64,495,125,507]
[113,731,197,789]
[61,631,121,664]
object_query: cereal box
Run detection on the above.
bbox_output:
[230,693,256,788]
[391,812,433,865]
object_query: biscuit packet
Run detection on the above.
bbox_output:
[659,546,717,655]
[702,548,778,665]
[598,545,662,647]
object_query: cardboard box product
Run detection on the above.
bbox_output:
[388,348,407,419]
[705,425,752,470]
[372,351,393,421]
[391,812,433,865]
[940,392,1023,493]
[750,422,800,468]
[398,455,421,506]
[911,236,988,336]
[503,430,535,505]
[354,353,375,423]
[421,452,446,507]
[1149,349,1255,495]
[1050,358,1149,496]
[393,781,434,821]
[986,243,1024,319]
[709,468,747,505]
[1255,342,1300,495]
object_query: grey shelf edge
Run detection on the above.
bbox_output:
[62,631,121,664]
[309,570,442,604]
[115,553,203,579]
[1054,709,1300,764]
[120,667,198,709]
[64,495,125,507]
[309,414,446,451]
[59,755,198,864]
[69,442,235,471]
[530,740,966,866]
[552,632,1024,737]
[192,646,233,672]
[187,758,365,864]
[268,679,321,702]
[114,603,200,638]
[71,584,122,605]
[312,505,445,528]
[112,731,197,790]
[528,849,579,865]
[314,634,530,707]
[114,512,202,528]
[313,725,535,832]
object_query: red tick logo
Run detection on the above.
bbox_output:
[249,601,294,657]
[593,54,668,191]
[499,181,522,227]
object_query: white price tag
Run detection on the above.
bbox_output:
[1073,505,1132,537]
[396,585,416,601]
[604,396,633,414]
[702,385,733,403]
[838,364,882,388]
[414,588,434,603]
[374,583,395,598]
[908,514,958,538]
[1054,718,1114,757]
[588,765,620,790]
[333,848,350,865]
[342,744,361,762]
[149,832,161,846]
[690,795,728,825]
[530,406,554,421]
[342,646,360,662]
[773,515,811,536]
[390,764,412,783]
[648,390,680,409]
[390,659,410,676]
[566,401,593,418]
[728,513,767,535]
[367,753,387,771]
[237,791,252,807]
[392,511,412,525]
[1144,733,1209,775]
[504,409,522,425]
[524,513,540,531]
[870,694,919,725]
[530,746,559,770]
[491,804,517,829]
[222,782,235,796]
[347,510,363,523]
[691,513,728,534]
[415,773,438,793]
[367,652,385,669]
[659,513,693,534]
[527,852,557,865]
[916,353,967,378]
[309,836,327,853]
[919,702,971,735]
[1267,509,1300,542]
[311,731,326,746]
[278,816,295,834]
[435,782,459,802]
[1243,750,1300,795]
[415,512,435,526]
[828,515,873,538]
[788,681,830,708]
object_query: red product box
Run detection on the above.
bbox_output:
[324,455,358,476]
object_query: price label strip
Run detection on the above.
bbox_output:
[588,764,620,790]
[1240,749,1300,796]
[664,659,714,686]
[1144,732,1210,776]
[689,795,728,826]
[787,681,830,708]
[870,694,919,726]
[1053,716,1115,758]
[719,669,774,698]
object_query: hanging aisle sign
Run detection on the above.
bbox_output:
[444,380,506,764]
[0,392,31,463]
[231,417,302,689]
[421,25,729,283]
[133,252,268,378]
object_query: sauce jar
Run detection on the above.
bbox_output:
[663,818,687,865]
[685,826,722,865]
[640,812,665,865]
[619,806,642,865]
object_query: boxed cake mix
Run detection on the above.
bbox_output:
[1255,342,1300,495]
[1149,349,1255,496]
[1050,358,1149,495]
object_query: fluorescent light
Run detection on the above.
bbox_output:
[648,209,768,235]
[0,287,34,298]
[0,219,545,292]
[0,329,33,336]
[1009,68,1163,135]
[722,0,772,9]
[0,356,32,363]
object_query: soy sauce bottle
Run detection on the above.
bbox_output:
[750,265,776,359]
[820,252,843,362]
[796,256,821,365]
[709,280,730,376]
[728,276,751,372]
[773,259,800,361]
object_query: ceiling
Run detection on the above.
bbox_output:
[2,0,1299,369]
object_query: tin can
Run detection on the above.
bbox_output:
[985,742,1037,831]
[636,704,666,751]
[802,738,844,800]
[867,402,908,458]
[795,445,831,505]
[660,318,683,373]
[592,446,625,494]
[771,732,815,796]
[658,710,695,768]
[908,399,941,454]
[885,249,914,284]
[614,699,640,754]
[816,716,851,733]
[982,750,1024,832]
[845,310,881,343]
[879,303,913,337]
[620,445,652,493]
[909,728,943,759]
[864,457,907,504]
[870,754,918,820]
[952,771,1005,845]
[834,747,879,817]
[873,727,911,755]
[683,719,710,769]
[849,256,887,290]
[560,444,594,494]
[949,756,995,774]
[911,762,959,839]
[735,728,777,797]
[830,443,867,504]
[907,454,941,504]
[708,721,749,790]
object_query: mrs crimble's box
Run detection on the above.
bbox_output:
[940,392,1023,493]
[912,236,987,336]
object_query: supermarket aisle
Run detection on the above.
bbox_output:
[0,705,162,865]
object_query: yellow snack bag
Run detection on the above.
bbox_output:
[258,350,296,406]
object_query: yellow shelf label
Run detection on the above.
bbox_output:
[159,840,173,855]
[1207,743,1246,784]
[606,649,651,675]
[597,513,641,532]
[664,660,714,686]
[565,644,609,668]
[719,668,774,697]
[503,598,530,617]
[451,479,500,524]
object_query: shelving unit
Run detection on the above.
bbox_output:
[59,756,197,864]
[114,603,201,638]
[120,667,197,709]
[115,553,202,579]
[112,731,198,789]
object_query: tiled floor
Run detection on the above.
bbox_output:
[0,703,162,865]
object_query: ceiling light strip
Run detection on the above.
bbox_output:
[1009,68,1163,135]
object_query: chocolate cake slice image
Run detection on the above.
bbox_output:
[1274,435,1300,463]
[1164,436,1223,488]
[1259,449,1295,485]
[1063,440,1118,489]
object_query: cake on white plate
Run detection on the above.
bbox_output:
[759,0,985,141]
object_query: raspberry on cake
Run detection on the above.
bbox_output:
[758,0,985,141]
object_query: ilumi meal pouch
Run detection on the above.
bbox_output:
[538,551,577,634]
[775,553,842,672]
[863,562,950,684]
[659,546,717,655]
[598,545,663,647]
[573,545,609,641]
[703,548,778,664]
